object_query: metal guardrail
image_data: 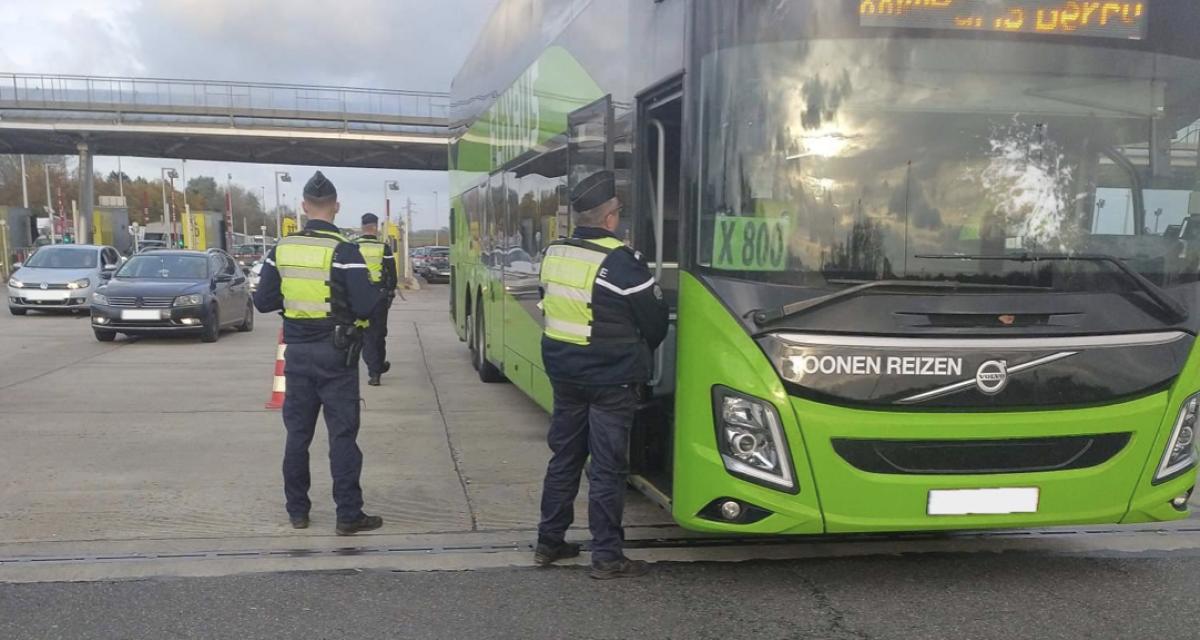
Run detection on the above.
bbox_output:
[0,72,450,126]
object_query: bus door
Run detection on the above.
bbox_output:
[629,75,684,503]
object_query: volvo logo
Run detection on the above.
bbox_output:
[975,360,1010,395]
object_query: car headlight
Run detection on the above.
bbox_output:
[92,292,108,305]
[173,294,204,307]
[7,277,23,288]
[713,387,796,492]
[67,278,91,290]
[1156,392,1200,484]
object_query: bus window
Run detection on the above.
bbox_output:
[567,95,614,195]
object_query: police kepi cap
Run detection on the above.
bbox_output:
[361,212,379,225]
[303,171,337,203]
[571,170,616,214]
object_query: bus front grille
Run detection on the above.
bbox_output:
[831,433,1131,475]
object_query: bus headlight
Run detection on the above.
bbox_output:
[713,387,796,493]
[1155,393,1200,484]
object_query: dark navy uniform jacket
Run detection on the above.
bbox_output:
[253,219,382,344]
[541,226,671,386]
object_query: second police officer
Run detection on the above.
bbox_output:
[356,213,398,386]
[253,171,385,536]
[534,170,670,579]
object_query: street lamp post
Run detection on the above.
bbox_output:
[226,173,235,251]
[384,180,400,242]
[433,190,440,245]
[160,168,179,245]
[274,171,292,239]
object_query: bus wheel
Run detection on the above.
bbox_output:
[474,301,505,384]
[466,307,479,371]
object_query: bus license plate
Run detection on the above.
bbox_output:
[927,488,1039,516]
[121,310,162,321]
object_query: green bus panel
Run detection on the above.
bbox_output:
[671,271,1194,535]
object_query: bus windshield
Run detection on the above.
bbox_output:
[696,33,1200,299]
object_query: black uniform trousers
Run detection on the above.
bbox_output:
[282,339,365,524]
[362,298,390,377]
[537,382,637,563]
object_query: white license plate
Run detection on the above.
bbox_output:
[121,309,162,321]
[21,289,69,301]
[927,488,1039,516]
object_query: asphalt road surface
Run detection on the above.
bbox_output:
[3,551,1197,640]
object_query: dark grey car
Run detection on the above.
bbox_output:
[89,249,255,343]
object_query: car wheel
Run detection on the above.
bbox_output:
[93,328,117,342]
[237,300,254,332]
[200,303,220,343]
[8,307,27,316]
[474,299,505,384]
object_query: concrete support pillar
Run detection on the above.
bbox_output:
[77,141,94,238]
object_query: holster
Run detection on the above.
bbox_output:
[334,325,364,368]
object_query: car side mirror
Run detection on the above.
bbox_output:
[233,275,247,285]
[12,262,21,270]
[215,273,234,284]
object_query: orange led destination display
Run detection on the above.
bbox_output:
[859,1,1147,40]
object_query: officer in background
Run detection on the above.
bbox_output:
[253,171,385,536]
[534,170,670,579]
[356,213,398,386]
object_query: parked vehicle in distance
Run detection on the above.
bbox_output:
[232,243,265,268]
[411,246,430,274]
[90,249,254,343]
[417,246,450,283]
[7,244,122,315]
[245,260,264,292]
[136,240,168,253]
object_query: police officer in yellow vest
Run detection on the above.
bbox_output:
[535,170,669,579]
[356,213,398,386]
[253,171,385,536]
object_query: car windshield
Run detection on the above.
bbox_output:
[697,35,1200,295]
[117,255,208,280]
[25,247,98,269]
[429,248,449,257]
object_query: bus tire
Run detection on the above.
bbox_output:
[474,299,505,384]
[466,300,479,371]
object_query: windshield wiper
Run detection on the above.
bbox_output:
[751,280,1050,327]
[916,253,1188,324]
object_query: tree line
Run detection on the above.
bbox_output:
[0,156,293,235]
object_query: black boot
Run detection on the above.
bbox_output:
[336,514,384,536]
[290,515,310,530]
[533,541,581,567]
[590,557,648,580]
[368,374,381,386]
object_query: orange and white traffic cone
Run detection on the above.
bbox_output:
[265,330,286,410]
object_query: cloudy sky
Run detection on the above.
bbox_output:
[1,0,500,229]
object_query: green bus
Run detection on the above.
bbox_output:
[449,0,1200,535]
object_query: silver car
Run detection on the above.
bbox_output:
[7,244,122,315]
